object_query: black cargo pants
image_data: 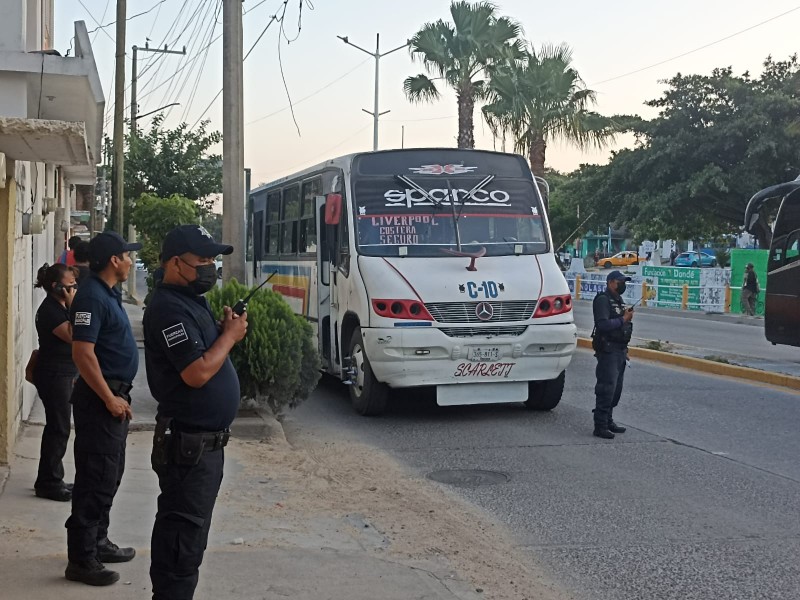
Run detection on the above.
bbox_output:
[593,346,627,428]
[150,440,224,600]
[65,378,129,562]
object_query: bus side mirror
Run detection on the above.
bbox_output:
[325,194,342,225]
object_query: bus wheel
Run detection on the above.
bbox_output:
[348,328,388,416]
[525,371,565,411]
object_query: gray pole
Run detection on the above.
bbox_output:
[130,44,184,138]
[372,34,380,151]
[130,45,138,138]
[223,0,246,283]
[113,0,126,235]
[338,34,408,152]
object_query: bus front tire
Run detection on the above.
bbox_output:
[348,328,388,416]
[525,371,565,411]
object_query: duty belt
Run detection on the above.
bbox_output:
[105,378,133,397]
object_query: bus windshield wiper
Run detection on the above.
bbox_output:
[395,175,442,207]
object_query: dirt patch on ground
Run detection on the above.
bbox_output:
[225,434,571,600]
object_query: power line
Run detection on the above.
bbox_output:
[76,0,115,42]
[181,0,222,122]
[593,5,800,85]
[245,58,370,126]
[86,0,169,37]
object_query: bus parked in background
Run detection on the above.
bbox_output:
[249,149,576,415]
[745,178,800,347]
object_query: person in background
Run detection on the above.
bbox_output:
[73,241,91,286]
[58,236,82,266]
[65,232,141,586]
[670,248,677,265]
[32,263,78,502]
[741,262,759,316]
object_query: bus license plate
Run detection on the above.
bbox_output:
[467,346,501,362]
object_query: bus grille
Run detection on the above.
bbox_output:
[425,301,536,323]
[438,325,528,338]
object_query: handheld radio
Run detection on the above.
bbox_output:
[232,271,277,316]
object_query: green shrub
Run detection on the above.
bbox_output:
[714,248,731,268]
[206,279,321,414]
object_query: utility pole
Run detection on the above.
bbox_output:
[113,0,126,235]
[222,0,246,283]
[131,43,186,137]
[337,34,408,151]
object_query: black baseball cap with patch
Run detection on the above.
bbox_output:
[89,231,142,271]
[161,224,233,260]
[606,270,632,283]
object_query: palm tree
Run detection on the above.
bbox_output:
[404,1,523,149]
[482,43,621,206]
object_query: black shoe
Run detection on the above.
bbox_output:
[97,539,136,563]
[65,559,120,586]
[593,428,615,439]
[608,421,627,434]
[35,486,71,502]
[63,482,74,491]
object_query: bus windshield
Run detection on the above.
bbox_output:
[353,174,548,257]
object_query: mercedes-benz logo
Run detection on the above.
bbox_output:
[475,302,494,321]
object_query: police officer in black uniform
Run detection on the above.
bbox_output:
[65,232,141,586]
[591,270,634,439]
[143,225,247,600]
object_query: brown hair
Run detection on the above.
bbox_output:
[34,263,71,292]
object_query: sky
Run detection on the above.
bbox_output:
[55,0,800,188]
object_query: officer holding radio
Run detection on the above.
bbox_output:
[143,225,247,600]
[591,270,634,439]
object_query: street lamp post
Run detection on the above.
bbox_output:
[337,33,408,151]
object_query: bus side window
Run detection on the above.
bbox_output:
[266,191,281,256]
[281,186,301,255]
[253,210,265,260]
[300,178,321,254]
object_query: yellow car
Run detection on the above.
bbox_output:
[599,251,641,269]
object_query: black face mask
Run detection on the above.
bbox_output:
[179,259,217,295]
[616,282,627,295]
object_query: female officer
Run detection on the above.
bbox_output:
[32,263,78,501]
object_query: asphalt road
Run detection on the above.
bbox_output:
[572,301,800,376]
[284,351,800,600]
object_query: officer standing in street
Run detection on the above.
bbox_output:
[591,270,634,439]
[143,225,247,600]
[65,232,141,586]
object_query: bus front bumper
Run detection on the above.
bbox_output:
[361,323,577,389]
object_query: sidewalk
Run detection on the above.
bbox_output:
[0,426,494,600]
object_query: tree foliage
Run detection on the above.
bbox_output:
[483,43,622,189]
[404,1,523,148]
[125,114,222,211]
[206,280,321,414]
[129,193,200,269]
[551,56,800,245]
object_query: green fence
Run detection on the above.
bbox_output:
[729,249,769,316]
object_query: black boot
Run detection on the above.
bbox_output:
[608,420,626,434]
[65,558,120,586]
[97,538,136,563]
[593,427,615,439]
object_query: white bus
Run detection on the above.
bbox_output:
[248,149,576,415]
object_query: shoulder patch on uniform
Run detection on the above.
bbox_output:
[74,312,92,326]
[162,323,189,348]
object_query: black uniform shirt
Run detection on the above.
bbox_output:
[143,283,240,432]
[70,273,139,383]
[593,289,632,345]
[35,294,76,375]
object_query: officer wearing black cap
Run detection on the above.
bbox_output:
[143,224,247,600]
[65,231,141,586]
[591,270,634,439]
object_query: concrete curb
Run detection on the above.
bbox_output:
[576,338,800,392]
